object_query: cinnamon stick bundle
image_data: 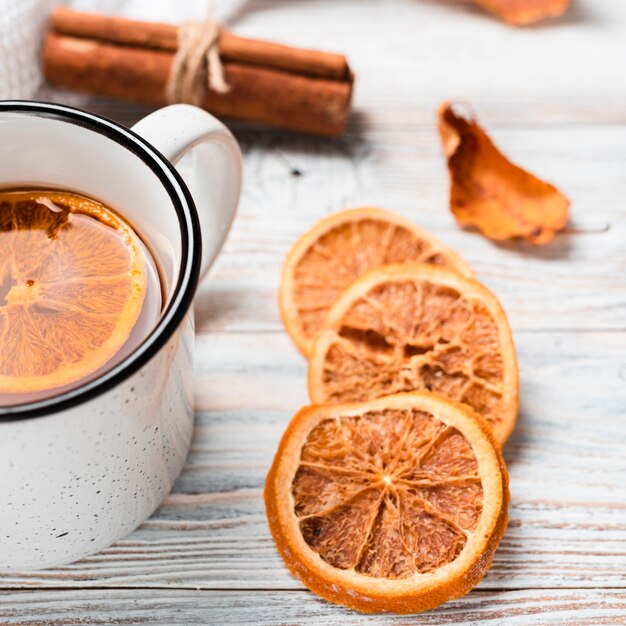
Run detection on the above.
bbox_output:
[44,7,355,137]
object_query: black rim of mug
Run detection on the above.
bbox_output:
[0,101,202,420]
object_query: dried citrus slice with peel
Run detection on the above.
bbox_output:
[265,392,509,614]
[308,264,518,444]
[0,190,147,396]
[280,208,474,356]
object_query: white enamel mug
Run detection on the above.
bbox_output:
[0,101,242,570]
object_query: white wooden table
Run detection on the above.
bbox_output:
[3,0,626,623]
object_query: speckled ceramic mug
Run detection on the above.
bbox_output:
[0,101,242,570]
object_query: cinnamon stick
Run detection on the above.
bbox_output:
[44,34,352,137]
[50,6,350,81]
[44,8,354,136]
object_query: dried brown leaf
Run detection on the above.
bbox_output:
[438,102,570,245]
[473,0,570,26]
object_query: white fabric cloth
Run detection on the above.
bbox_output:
[0,0,57,99]
[0,0,245,100]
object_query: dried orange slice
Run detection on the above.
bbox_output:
[308,264,518,444]
[280,208,473,356]
[0,190,147,396]
[265,392,509,614]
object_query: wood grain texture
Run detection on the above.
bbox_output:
[1,589,626,625]
[9,0,626,621]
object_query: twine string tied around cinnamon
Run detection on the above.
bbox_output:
[166,10,229,106]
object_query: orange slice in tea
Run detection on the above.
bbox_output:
[265,392,509,614]
[280,208,473,356]
[0,190,147,396]
[308,264,518,444]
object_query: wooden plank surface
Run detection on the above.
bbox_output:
[5,0,626,622]
[2,589,626,625]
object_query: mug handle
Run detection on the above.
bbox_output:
[131,104,242,280]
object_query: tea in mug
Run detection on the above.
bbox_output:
[0,189,162,407]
